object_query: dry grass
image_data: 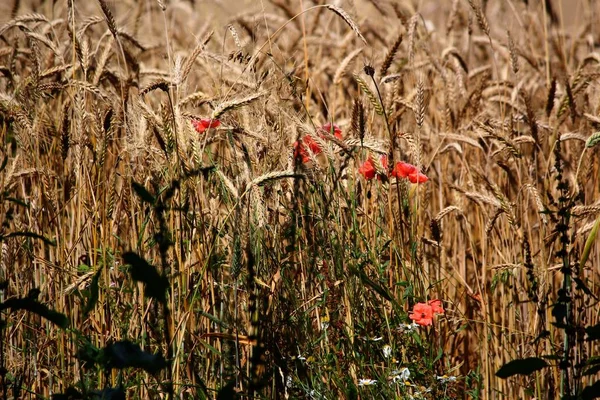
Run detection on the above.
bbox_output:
[0,0,599,399]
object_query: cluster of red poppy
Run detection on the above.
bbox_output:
[409,299,444,326]
[359,155,428,184]
[192,118,221,133]
[293,122,343,163]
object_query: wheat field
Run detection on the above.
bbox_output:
[0,0,599,399]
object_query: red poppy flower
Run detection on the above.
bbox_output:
[321,122,343,140]
[359,155,388,180]
[193,118,221,133]
[408,172,429,184]
[428,299,444,315]
[294,135,323,163]
[293,141,309,163]
[409,302,434,326]
[392,161,417,178]
[359,158,376,180]
[303,135,322,154]
[389,161,429,184]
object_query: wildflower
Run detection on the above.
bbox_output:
[436,375,457,384]
[408,171,429,184]
[320,314,330,330]
[359,158,376,180]
[397,322,419,333]
[391,367,410,383]
[192,118,221,133]
[428,299,444,315]
[391,161,429,183]
[359,155,388,180]
[321,122,343,139]
[382,344,392,358]
[409,302,434,326]
[392,161,417,178]
[293,135,322,163]
[358,379,377,386]
[294,122,342,164]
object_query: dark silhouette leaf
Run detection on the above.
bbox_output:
[83,268,102,317]
[586,323,600,341]
[216,380,237,400]
[574,277,598,300]
[3,231,56,246]
[496,357,547,378]
[131,180,155,204]
[105,340,167,374]
[584,364,600,376]
[552,302,567,325]
[75,341,103,369]
[0,154,8,173]
[581,380,600,400]
[0,291,68,328]
[122,252,168,304]
[51,386,84,399]
[5,197,29,207]
[91,386,126,400]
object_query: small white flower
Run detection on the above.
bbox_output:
[295,346,306,361]
[361,336,383,342]
[397,322,419,333]
[436,375,457,384]
[391,367,410,383]
[382,344,392,358]
[358,379,377,386]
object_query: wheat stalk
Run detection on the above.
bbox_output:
[211,91,267,120]
[325,5,367,45]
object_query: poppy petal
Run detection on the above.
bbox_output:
[393,162,417,178]
[408,172,429,183]
[359,159,376,180]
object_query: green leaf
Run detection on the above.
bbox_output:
[496,357,547,378]
[83,268,102,317]
[345,377,358,400]
[355,269,393,303]
[122,252,168,304]
[434,347,444,363]
[0,291,69,328]
[131,180,155,204]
